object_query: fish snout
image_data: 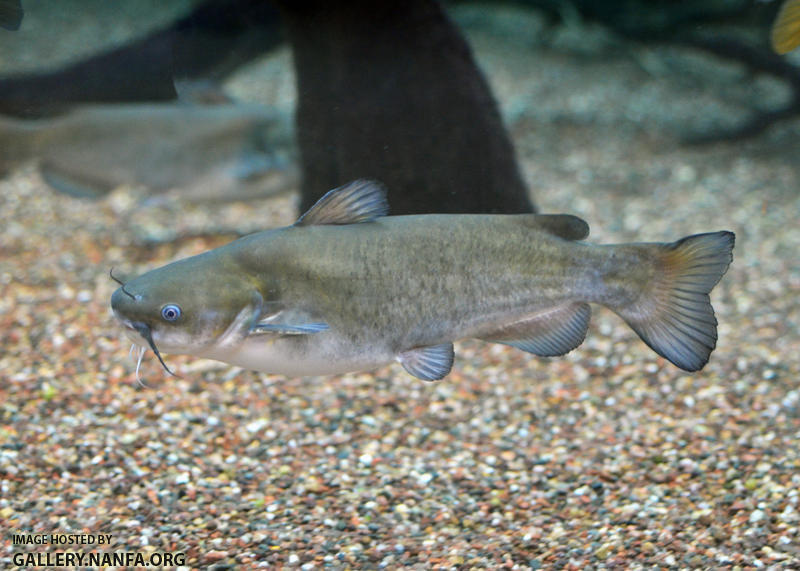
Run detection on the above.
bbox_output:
[110,287,125,313]
[110,285,141,315]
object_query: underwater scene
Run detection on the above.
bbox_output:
[1,0,799,568]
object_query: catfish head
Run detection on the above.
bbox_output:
[110,252,265,376]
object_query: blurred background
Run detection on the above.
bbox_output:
[1,1,798,568]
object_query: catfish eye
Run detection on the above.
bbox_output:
[161,304,182,322]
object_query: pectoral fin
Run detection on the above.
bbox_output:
[250,305,329,336]
[480,303,591,356]
[230,147,296,182]
[397,343,454,381]
[252,321,329,335]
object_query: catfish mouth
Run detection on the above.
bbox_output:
[119,318,179,378]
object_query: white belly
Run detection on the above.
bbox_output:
[200,333,395,377]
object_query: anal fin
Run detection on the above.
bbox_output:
[397,343,454,381]
[479,303,591,357]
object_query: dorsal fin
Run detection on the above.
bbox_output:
[295,179,389,226]
[519,214,590,240]
[0,0,23,31]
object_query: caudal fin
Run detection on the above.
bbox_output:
[772,0,800,54]
[615,231,735,372]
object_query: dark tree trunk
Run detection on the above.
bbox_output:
[277,0,535,214]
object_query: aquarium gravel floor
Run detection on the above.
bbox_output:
[2,4,800,570]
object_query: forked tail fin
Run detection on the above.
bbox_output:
[614,231,735,371]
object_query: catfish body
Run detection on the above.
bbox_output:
[204,212,595,377]
[111,180,734,380]
[0,102,296,201]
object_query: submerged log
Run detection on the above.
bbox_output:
[277,0,535,214]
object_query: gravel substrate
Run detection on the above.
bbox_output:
[2,3,799,569]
